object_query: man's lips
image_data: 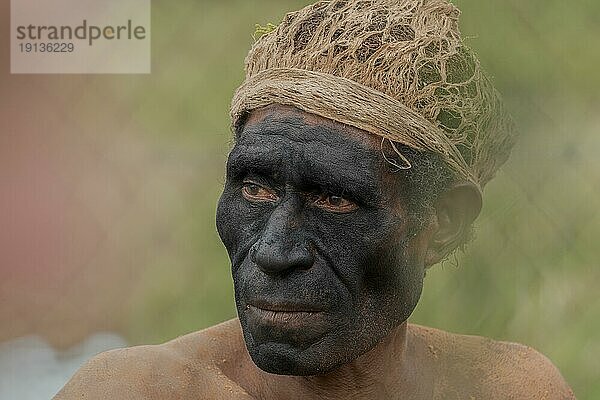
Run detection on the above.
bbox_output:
[248,299,323,313]
[246,305,323,328]
[245,300,327,329]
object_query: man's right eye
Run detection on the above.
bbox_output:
[242,181,279,203]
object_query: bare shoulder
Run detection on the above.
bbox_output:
[409,324,576,400]
[53,318,254,400]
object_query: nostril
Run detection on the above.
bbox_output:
[253,239,314,275]
[290,244,314,270]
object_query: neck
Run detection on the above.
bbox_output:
[295,322,411,399]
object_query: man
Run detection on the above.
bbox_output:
[55,0,575,399]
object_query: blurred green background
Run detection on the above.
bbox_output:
[2,0,599,398]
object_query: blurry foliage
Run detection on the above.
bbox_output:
[75,1,599,398]
[254,23,279,40]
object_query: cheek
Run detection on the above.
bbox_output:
[309,210,403,286]
[215,191,236,252]
[216,188,264,265]
[364,232,426,323]
[344,213,426,326]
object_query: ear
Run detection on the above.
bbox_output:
[424,182,482,266]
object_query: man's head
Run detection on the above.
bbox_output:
[219,0,515,376]
[216,105,481,375]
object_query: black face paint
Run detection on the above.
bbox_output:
[216,108,426,376]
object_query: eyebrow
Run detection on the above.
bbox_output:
[226,145,282,181]
[232,116,384,202]
[227,143,381,204]
[300,156,381,203]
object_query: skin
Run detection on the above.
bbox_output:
[53,106,576,399]
[217,106,431,376]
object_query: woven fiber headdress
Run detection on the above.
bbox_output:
[231,0,517,190]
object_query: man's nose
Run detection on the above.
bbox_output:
[251,200,314,276]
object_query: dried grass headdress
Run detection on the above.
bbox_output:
[231,0,516,190]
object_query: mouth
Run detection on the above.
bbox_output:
[245,301,325,327]
[249,299,323,313]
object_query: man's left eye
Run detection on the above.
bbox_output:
[313,194,358,213]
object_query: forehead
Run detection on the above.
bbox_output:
[241,105,380,147]
[229,104,409,211]
[233,105,383,173]
[229,106,396,202]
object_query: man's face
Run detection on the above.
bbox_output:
[216,106,431,375]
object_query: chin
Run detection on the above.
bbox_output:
[239,304,331,366]
[238,311,346,375]
[246,340,341,376]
